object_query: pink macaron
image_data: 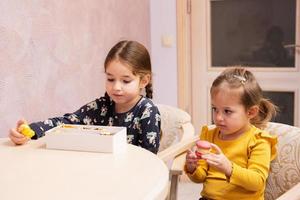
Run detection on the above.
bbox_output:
[195,140,211,158]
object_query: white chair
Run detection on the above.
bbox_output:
[156,104,195,200]
[161,122,300,200]
[157,104,195,155]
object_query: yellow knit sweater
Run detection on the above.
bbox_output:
[185,125,277,200]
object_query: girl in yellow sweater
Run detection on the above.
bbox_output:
[185,67,278,200]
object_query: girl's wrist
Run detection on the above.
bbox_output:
[225,162,233,177]
[185,164,196,174]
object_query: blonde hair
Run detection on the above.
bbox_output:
[211,67,277,129]
[104,40,153,98]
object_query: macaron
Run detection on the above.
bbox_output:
[18,124,35,138]
[195,140,211,158]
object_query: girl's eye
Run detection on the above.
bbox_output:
[107,78,114,82]
[123,80,132,84]
[224,109,232,114]
[212,107,217,112]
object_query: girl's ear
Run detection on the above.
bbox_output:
[140,74,150,88]
[247,105,259,119]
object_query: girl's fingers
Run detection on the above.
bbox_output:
[9,128,24,138]
[201,153,220,164]
[205,159,218,166]
[16,119,27,129]
[10,136,29,145]
[8,119,30,145]
[186,149,200,164]
[186,149,197,158]
[201,154,213,162]
[186,149,193,155]
[9,136,26,145]
[210,143,223,154]
[191,145,197,152]
[9,129,29,145]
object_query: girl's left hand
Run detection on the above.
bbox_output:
[201,143,232,177]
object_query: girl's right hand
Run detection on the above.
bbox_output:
[185,148,200,174]
[8,119,30,145]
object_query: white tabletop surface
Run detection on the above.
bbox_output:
[0,138,169,200]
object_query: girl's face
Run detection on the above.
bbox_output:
[211,85,255,139]
[105,60,149,112]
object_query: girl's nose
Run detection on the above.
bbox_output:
[113,81,122,90]
[215,112,223,122]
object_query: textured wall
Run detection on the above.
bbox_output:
[150,0,177,106]
[0,0,150,137]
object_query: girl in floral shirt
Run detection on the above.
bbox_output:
[9,40,161,154]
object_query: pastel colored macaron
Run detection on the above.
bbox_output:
[18,124,35,138]
[195,140,211,158]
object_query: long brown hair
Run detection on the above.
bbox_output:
[211,67,277,129]
[104,40,153,98]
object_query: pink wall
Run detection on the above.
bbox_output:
[0,0,150,137]
[150,0,177,106]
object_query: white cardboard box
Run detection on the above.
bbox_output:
[44,124,127,153]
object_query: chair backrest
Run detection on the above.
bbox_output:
[156,104,195,152]
[264,122,300,200]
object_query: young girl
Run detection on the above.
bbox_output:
[9,40,161,154]
[185,67,278,199]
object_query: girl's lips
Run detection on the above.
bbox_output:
[217,124,226,128]
[217,124,227,130]
[113,94,123,97]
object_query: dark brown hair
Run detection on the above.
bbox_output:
[210,67,277,129]
[104,40,153,98]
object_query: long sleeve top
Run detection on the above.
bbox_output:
[29,95,161,154]
[186,125,277,200]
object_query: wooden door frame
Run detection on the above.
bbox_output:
[177,0,192,114]
[177,0,212,130]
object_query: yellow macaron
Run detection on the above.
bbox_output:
[18,124,35,138]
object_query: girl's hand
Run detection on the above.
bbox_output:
[185,148,200,174]
[201,143,232,177]
[8,119,30,145]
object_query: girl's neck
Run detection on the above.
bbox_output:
[219,125,251,140]
[115,95,142,113]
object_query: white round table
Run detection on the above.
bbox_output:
[0,138,169,200]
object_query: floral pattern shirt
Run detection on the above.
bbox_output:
[29,95,161,153]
